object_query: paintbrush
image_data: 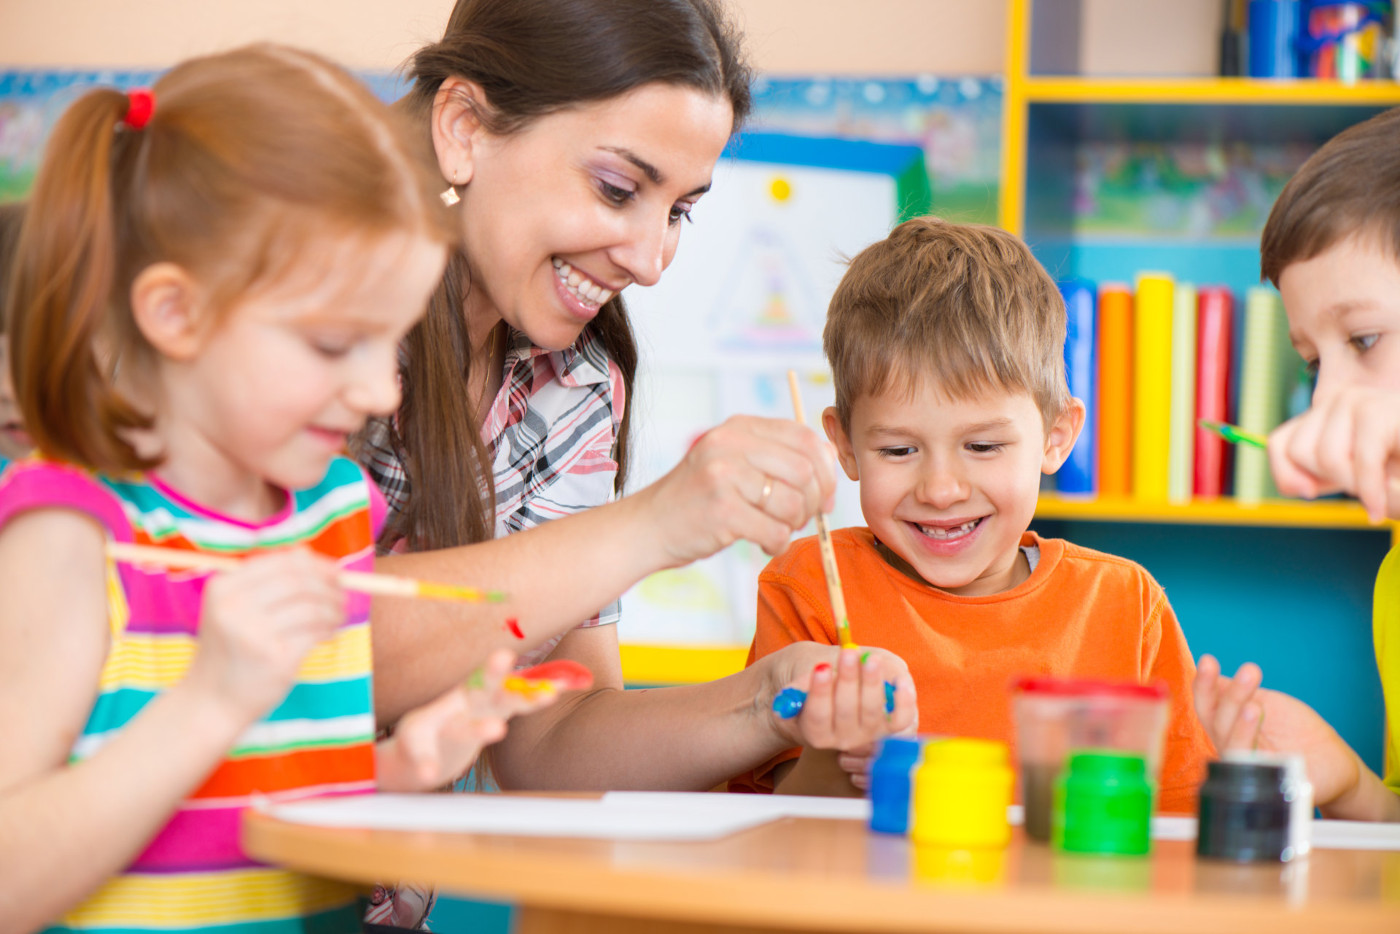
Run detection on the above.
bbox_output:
[786,370,855,648]
[1198,419,1268,449]
[105,542,507,603]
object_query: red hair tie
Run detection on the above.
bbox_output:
[122,89,155,130]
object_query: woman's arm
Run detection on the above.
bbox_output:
[485,625,787,791]
[371,416,836,726]
[486,628,916,792]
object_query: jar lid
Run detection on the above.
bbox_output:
[1065,750,1148,780]
[1012,675,1167,700]
[875,736,922,765]
[922,737,1008,769]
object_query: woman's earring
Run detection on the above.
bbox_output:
[440,171,461,207]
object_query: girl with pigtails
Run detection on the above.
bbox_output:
[0,45,560,933]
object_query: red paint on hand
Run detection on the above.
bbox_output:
[813,663,833,675]
[516,659,594,692]
[504,617,525,640]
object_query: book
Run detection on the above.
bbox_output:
[1059,280,1096,494]
[1235,286,1290,502]
[1133,272,1174,501]
[1194,286,1235,497]
[1168,282,1198,503]
[1096,283,1134,497]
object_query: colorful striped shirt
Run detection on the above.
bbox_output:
[0,456,384,934]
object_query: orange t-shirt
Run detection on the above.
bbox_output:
[729,529,1214,813]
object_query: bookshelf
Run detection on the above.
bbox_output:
[1005,0,1395,774]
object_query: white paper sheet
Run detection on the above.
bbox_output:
[262,793,775,841]
[601,791,871,821]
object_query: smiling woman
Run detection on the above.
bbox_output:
[348,1,914,928]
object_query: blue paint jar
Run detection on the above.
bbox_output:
[869,736,922,835]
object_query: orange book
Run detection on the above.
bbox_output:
[1096,283,1134,497]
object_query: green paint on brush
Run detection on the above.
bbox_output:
[1197,419,1268,449]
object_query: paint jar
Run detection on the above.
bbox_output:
[1222,751,1313,861]
[1197,759,1299,862]
[1300,0,1389,81]
[1012,677,1168,842]
[869,736,923,835]
[911,738,1012,849]
[1053,751,1153,856]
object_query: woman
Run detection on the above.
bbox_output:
[360,0,912,791]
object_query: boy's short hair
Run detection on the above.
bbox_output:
[0,201,25,326]
[1262,107,1400,286]
[823,215,1069,429]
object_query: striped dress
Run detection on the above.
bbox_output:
[0,456,382,934]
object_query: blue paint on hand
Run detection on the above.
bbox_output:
[771,682,897,719]
[773,686,808,719]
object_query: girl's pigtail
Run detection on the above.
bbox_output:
[9,89,156,473]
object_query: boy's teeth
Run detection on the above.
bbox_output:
[918,519,979,539]
[552,258,615,308]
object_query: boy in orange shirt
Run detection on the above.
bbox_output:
[730,217,1214,807]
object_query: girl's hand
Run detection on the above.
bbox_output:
[766,643,917,753]
[643,416,836,564]
[1269,385,1400,521]
[1193,654,1361,808]
[184,549,344,721]
[377,649,584,791]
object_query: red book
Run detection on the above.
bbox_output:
[1193,286,1234,496]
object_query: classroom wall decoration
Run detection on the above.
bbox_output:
[0,69,406,199]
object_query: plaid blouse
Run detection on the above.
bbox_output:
[360,326,624,669]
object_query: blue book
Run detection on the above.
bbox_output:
[1058,280,1096,494]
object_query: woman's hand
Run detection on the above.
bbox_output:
[641,415,836,564]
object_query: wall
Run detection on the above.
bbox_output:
[0,1,1221,77]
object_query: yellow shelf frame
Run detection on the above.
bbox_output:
[619,643,749,685]
[1023,76,1400,105]
[997,0,1400,232]
[1036,494,1396,538]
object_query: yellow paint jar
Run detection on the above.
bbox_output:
[911,738,1012,849]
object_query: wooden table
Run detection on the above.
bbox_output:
[243,801,1400,934]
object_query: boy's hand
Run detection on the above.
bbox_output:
[186,549,344,722]
[1269,385,1400,521]
[377,649,579,792]
[1192,654,1361,807]
[768,644,917,752]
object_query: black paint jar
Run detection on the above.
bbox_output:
[1196,760,1294,862]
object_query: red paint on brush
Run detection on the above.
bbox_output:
[504,617,525,640]
[516,659,594,691]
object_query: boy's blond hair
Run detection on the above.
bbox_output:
[1261,106,1400,286]
[823,216,1069,429]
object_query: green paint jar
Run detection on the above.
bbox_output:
[1052,750,1152,856]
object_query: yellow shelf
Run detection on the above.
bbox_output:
[619,643,748,685]
[1022,76,1400,106]
[1036,494,1393,531]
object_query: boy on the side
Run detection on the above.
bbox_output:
[1195,107,1400,822]
[730,217,1214,806]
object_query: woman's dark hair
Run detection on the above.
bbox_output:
[381,0,753,552]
